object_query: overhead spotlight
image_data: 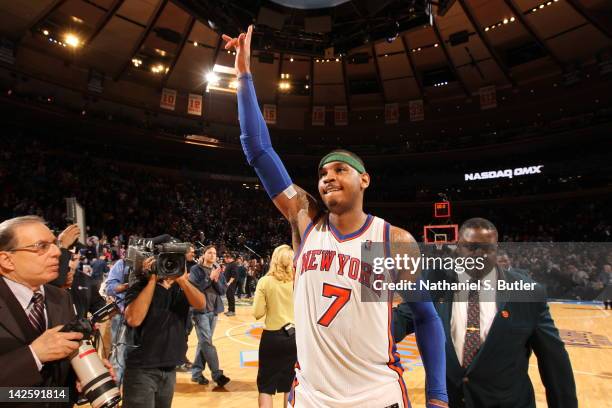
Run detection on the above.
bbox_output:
[510,17,515,22]
[315,59,320,62]
[335,58,340,62]
[227,50,231,54]
[64,33,80,48]
[539,4,544,8]
[151,64,164,73]
[290,57,294,62]
[43,29,49,36]
[193,41,198,47]
[305,84,309,89]
[434,43,439,47]
[232,51,236,56]
[532,8,537,12]
[503,18,509,24]
[71,16,84,24]
[205,72,219,84]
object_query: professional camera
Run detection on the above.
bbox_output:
[60,303,120,408]
[125,234,191,280]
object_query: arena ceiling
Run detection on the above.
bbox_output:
[0,0,610,124]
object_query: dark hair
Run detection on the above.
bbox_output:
[202,244,216,254]
[459,217,498,237]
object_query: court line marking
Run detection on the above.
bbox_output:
[222,322,261,347]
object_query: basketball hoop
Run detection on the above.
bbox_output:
[434,242,444,251]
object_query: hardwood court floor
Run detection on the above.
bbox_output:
[171,303,612,407]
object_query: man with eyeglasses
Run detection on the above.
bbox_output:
[0,215,84,406]
[392,218,577,408]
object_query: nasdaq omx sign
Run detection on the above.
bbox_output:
[465,165,544,181]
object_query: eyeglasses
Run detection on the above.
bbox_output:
[7,239,60,254]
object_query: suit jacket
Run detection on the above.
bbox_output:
[0,277,78,407]
[70,271,107,319]
[393,268,577,408]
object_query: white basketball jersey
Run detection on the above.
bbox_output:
[291,214,409,408]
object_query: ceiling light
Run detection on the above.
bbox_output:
[336,58,340,62]
[205,72,220,84]
[64,33,80,48]
[290,57,294,62]
[434,43,439,47]
[43,30,49,36]
[193,41,198,47]
[503,18,509,24]
[71,16,84,24]
[155,48,166,57]
[305,84,309,89]
[510,17,515,22]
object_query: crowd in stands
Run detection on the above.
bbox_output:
[2,131,611,300]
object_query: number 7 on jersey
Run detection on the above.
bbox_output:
[317,283,352,327]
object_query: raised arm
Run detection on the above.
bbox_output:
[390,226,448,408]
[224,25,319,249]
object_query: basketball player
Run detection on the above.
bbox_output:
[223,26,447,408]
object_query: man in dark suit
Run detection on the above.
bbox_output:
[393,218,577,408]
[0,215,84,407]
[70,256,107,319]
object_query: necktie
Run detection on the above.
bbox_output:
[462,283,481,367]
[28,292,46,333]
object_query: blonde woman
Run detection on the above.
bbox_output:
[253,245,297,408]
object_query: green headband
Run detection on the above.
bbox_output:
[318,152,366,174]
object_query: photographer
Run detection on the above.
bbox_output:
[0,216,84,406]
[105,257,131,387]
[70,253,107,319]
[180,245,197,370]
[122,257,205,408]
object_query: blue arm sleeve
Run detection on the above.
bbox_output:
[408,301,448,404]
[237,73,293,198]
